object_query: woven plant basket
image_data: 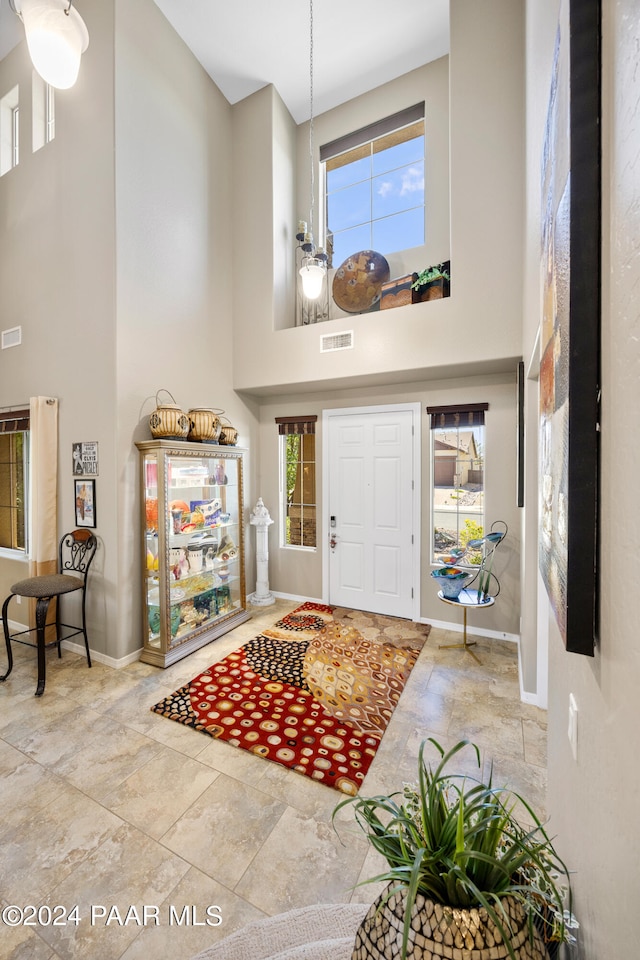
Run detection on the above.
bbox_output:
[352,884,550,960]
[149,390,189,440]
[187,407,223,442]
[218,416,238,445]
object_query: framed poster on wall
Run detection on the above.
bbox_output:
[538,0,601,656]
[75,479,96,529]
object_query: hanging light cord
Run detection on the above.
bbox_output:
[308,0,315,244]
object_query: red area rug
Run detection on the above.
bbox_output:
[150,603,430,794]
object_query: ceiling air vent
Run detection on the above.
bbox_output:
[320,330,354,353]
[1,326,22,349]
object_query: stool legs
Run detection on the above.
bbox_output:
[34,596,52,697]
[1,594,14,683]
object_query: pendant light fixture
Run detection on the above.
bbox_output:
[9,0,89,90]
[297,0,327,301]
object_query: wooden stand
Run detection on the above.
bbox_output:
[437,589,495,663]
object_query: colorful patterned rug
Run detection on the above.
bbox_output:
[150,603,430,795]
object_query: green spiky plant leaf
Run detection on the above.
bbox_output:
[333,739,574,960]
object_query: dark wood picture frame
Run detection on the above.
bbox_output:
[74,478,96,529]
[539,0,601,656]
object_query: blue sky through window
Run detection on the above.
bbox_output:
[326,132,425,265]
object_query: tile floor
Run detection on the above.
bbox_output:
[0,600,547,960]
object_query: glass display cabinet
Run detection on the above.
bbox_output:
[136,439,250,667]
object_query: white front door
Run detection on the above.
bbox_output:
[327,407,417,618]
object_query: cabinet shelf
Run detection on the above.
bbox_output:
[136,439,250,667]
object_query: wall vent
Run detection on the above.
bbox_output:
[320,330,353,353]
[1,326,21,349]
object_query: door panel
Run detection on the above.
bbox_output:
[328,409,414,618]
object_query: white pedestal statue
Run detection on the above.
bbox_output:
[247,497,275,606]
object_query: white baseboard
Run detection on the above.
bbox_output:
[271,591,325,605]
[422,615,519,644]
[517,640,545,707]
[3,620,143,670]
[60,639,143,669]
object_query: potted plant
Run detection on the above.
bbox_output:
[411,261,451,301]
[333,739,578,960]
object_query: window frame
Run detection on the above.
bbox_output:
[320,103,426,267]
[276,416,317,551]
[0,424,30,559]
[427,404,487,568]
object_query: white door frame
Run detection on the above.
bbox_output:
[322,402,421,620]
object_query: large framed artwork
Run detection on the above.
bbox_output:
[539,0,601,656]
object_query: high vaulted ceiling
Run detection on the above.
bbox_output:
[152,0,449,124]
[0,1,449,124]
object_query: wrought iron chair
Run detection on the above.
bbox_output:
[0,529,97,696]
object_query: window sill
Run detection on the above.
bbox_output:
[0,548,29,562]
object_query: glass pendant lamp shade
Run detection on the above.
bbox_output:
[17,0,89,89]
[299,259,325,300]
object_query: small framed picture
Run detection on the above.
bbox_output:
[72,441,99,477]
[75,479,96,528]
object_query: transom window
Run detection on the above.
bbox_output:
[321,103,425,267]
[427,404,487,565]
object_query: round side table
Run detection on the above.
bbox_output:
[437,588,495,663]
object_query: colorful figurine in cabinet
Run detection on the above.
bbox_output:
[170,546,189,580]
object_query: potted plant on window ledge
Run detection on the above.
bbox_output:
[334,739,578,960]
[412,261,451,301]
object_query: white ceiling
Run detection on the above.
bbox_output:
[1,1,449,124]
[152,0,450,124]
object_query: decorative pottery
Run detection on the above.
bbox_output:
[431,566,472,599]
[380,273,419,310]
[149,389,189,440]
[332,250,390,313]
[187,407,223,442]
[352,884,550,960]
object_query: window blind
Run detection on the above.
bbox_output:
[320,102,425,164]
[275,416,318,436]
[0,408,29,433]
[426,404,488,430]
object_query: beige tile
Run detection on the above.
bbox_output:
[7,703,111,766]
[37,823,190,960]
[118,867,266,960]
[0,690,81,742]
[0,910,56,960]
[522,715,548,767]
[51,720,162,801]
[490,753,548,824]
[0,753,68,833]
[0,785,123,904]
[104,677,212,759]
[160,774,287,887]
[11,703,162,801]
[235,804,369,915]
[101,749,220,839]
[195,735,271,783]
[447,698,526,760]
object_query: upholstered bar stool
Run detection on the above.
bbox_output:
[0,529,97,696]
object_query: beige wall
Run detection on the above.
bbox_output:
[0,0,117,646]
[113,0,259,660]
[527,0,640,956]
[256,373,520,637]
[233,0,524,396]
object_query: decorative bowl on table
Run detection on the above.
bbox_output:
[431,566,472,600]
